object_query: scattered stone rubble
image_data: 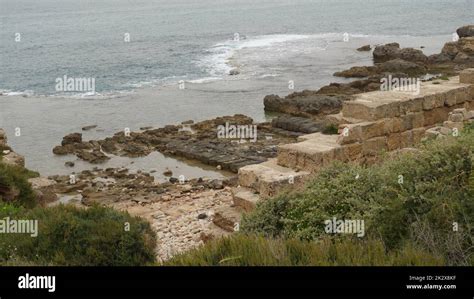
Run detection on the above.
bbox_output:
[47,167,240,261]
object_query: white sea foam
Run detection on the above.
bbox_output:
[0,90,35,97]
[187,77,223,84]
[1,33,443,95]
[196,34,311,77]
[196,32,412,79]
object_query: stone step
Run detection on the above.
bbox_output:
[277,133,343,172]
[238,158,310,198]
[341,77,473,121]
[231,186,260,212]
[325,112,365,127]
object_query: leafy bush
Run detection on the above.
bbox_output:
[0,162,39,208]
[166,234,444,266]
[241,127,474,265]
[0,203,156,266]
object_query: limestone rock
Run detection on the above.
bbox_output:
[456,25,474,38]
[398,48,428,63]
[448,112,464,123]
[76,149,109,164]
[61,133,82,146]
[373,42,400,63]
[428,53,452,64]
[453,52,473,64]
[357,45,371,51]
[264,92,351,117]
[2,151,25,167]
[373,43,427,64]
[441,42,459,59]
[212,211,239,232]
[28,177,58,205]
[467,110,474,119]
[378,59,426,76]
[271,116,326,134]
[458,37,474,55]
[443,120,463,130]
[208,179,223,190]
[82,125,97,131]
[334,66,377,78]
[460,68,474,84]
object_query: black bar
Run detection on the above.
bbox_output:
[0,266,472,298]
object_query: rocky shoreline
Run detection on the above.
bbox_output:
[50,26,474,176]
[52,114,301,172]
[2,25,474,261]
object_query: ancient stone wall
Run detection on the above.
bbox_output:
[276,70,474,173]
[232,69,474,215]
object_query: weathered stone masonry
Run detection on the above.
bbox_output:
[227,69,474,218]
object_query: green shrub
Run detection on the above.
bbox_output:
[241,162,386,240]
[166,234,444,266]
[241,127,474,265]
[0,162,39,208]
[0,203,156,266]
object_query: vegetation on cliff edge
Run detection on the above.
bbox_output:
[0,160,157,266]
[169,123,474,266]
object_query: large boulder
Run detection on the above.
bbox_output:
[263,92,350,117]
[61,133,82,146]
[357,45,371,51]
[373,43,400,63]
[456,25,474,38]
[441,42,460,59]
[373,43,428,64]
[398,48,428,63]
[437,37,474,66]
[52,144,75,155]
